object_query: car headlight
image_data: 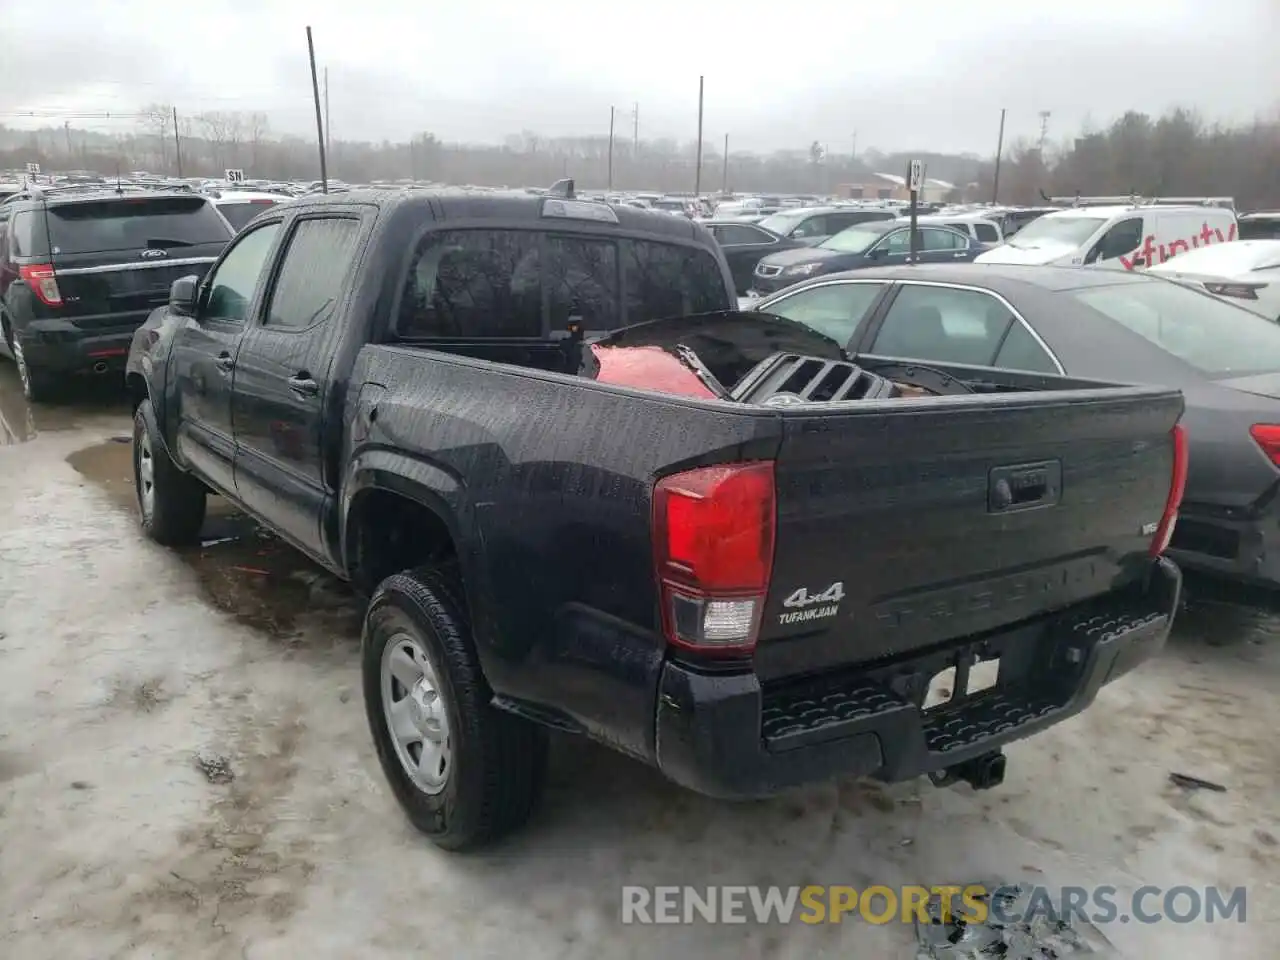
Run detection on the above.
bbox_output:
[783,262,823,276]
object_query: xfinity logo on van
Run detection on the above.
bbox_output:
[1120,221,1238,271]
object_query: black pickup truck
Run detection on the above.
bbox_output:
[126,187,1187,850]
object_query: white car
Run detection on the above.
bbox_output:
[211,190,292,231]
[1148,240,1280,321]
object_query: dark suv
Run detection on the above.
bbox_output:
[0,186,233,400]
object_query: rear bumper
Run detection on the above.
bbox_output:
[18,318,140,374]
[1168,499,1280,587]
[654,558,1180,799]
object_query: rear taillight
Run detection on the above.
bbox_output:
[250,199,276,205]
[19,264,62,307]
[1204,281,1264,300]
[1150,423,1188,556]
[653,461,776,654]
[1249,423,1280,466]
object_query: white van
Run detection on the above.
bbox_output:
[974,201,1238,271]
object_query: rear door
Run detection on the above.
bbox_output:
[47,195,231,342]
[232,213,365,557]
[171,219,283,496]
[918,226,976,263]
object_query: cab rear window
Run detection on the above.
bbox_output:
[46,197,231,255]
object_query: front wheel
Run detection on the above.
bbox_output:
[132,398,207,545]
[362,564,548,850]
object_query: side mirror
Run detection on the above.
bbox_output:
[867,246,887,260]
[169,275,200,317]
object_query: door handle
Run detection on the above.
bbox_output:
[214,352,234,373]
[287,374,319,398]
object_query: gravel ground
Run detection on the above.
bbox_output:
[0,367,1276,959]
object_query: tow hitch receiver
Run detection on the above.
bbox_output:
[929,750,1007,791]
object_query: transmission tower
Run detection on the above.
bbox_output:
[1037,111,1052,154]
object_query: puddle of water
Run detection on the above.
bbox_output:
[0,363,132,446]
[67,438,363,644]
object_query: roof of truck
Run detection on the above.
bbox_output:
[285,187,710,245]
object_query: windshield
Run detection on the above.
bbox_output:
[1008,215,1106,248]
[47,197,231,254]
[818,226,886,253]
[1073,279,1280,377]
[757,211,808,236]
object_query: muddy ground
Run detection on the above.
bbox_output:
[0,365,1276,959]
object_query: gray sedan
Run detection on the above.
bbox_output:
[751,263,1280,587]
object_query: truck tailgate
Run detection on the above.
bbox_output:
[755,387,1183,682]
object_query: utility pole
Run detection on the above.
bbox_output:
[694,76,705,196]
[63,121,71,158]
[306,26,329,193]
[324,67,332,157]
[721,133,729,194]
[172,107,183,177]
[992,108,1007,204]
[851,131,857,160]
[607,106,615,191]
[632,102,639,154]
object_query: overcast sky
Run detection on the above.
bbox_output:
[1,0,1277,156]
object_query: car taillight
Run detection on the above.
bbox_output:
[1204,281,1264,300]
[1150,424,1188,556]
[19,264,62,307]
[653,461,776,654]
[1249,423,1280,466]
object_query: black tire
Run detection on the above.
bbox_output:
[12,336,57,402]
[362,564,548,850]
[132,398,206,546]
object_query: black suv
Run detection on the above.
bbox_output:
[0,186,233,400]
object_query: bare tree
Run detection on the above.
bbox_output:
[246,112,269,170]
[141,102,174,171]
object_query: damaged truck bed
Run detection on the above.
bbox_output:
[126,188,1187,848]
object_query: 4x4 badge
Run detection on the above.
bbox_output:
[139,248,168,258]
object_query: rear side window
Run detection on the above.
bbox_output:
[973,222,1000,242]
[870,284,1015,366]
[398,229,543,338]
[993,321,1059,373]
[264,218,361,330]
[46,197,231,255]
[622,239,728,323]
[10,210,44,257]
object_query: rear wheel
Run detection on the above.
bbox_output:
[363,564,548,850]
[12,337,56,402]
[132,398,206,545]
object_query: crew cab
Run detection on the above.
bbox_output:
[126,187,1187,850]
